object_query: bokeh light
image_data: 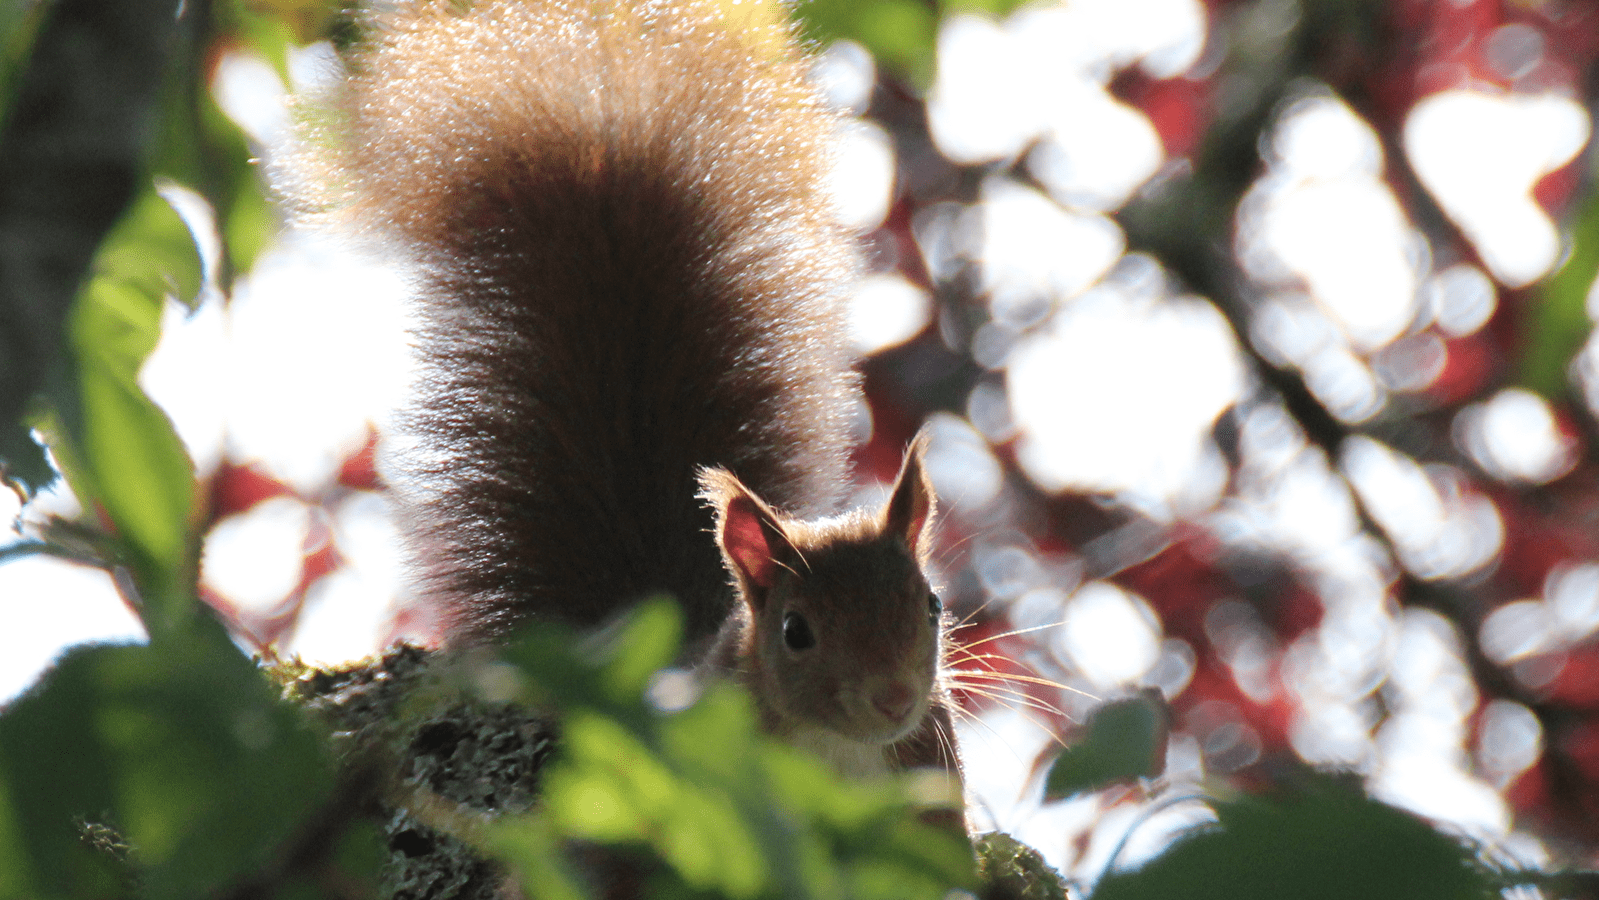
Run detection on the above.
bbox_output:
[10,0,1599,890]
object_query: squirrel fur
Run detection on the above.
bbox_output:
[290,0,961,784]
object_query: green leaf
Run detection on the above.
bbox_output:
[0,427,54,498]
[1521,188,1599,399]
[226,0,339,87]
[480,814,589,900]
[0,0,48,117]
[1090,778,1498,900]
[500,596,685,722]
[797,0,1028,83]
[222,171,278,277]
[852,812,975,895]
[70,275,192,535]
[601,597,684,705]
[0,767,31,899]
[799,0,937,82]
[486,603,974,900]
[661,682,763,783]
[0,620,338,898]
[144,0,280,287]
[0,645,131,899]
[1045,690,1168,801]
[66,186,200,617]
[541,708,769,898]
[0,0,190,500]
[944,0,1033,16]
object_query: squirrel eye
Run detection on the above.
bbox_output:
[782,611,815,650]
[927,592,943,623]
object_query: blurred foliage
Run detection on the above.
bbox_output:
[63,186,202,613]
[800,0,1028,83]
[0,0,189,493]
[0,0,280,499]
[1043,691,1167,801]
[0,0,48,119]
[7,0,1599,898]
[1524,191,1599,399]
[485,601,975,899]
[1090,777,1504,900]
[0,618,347,898]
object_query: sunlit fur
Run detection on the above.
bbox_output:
[284,0,1016,821]
[702,439,965,789]
[285,0,859,645]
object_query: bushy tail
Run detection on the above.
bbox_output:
[288,0,860,643]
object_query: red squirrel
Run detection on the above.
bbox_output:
[287,0,961,786]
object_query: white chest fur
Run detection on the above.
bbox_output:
[788,723,891,778]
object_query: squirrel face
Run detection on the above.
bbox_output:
[702,440,944,759]
[751,541,942,746]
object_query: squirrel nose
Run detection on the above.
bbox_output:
[872,681,915,722]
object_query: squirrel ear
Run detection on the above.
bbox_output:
[885,431,936,556]
[700,467,792,602]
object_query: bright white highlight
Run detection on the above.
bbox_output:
[812,40,876,115]
[1055,581,1162,689]
[978,180,1125,313]
[1008,274,1245,517]
[0,556,146,704]
[284,491,406,664]
[1240,94,1419,353]
[1251,181,1416,351]
[1480,562,1599,665]
[1423,264,1497,338]
[848,273,931,354]
[201,496,314,614]
[926,0,1201,203]
[1342,437,1503,580]
[928,15,1035,164]
[1013,0,1205,81]
[1476,699,1543,787]
[141,232,416,496]
[828,119,895,232]
[212,50,291,147]
[1372,610,1508,834]
[1455,388,1575,485]
[921,413,1006,513]
[142,296,230,476]
[1028,81,1164,212]
[1405,89,1589,287]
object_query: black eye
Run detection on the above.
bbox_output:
[927,592,942,624]
[783,611,815,650]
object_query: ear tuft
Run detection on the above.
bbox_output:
[700,467,790,599]
[884,431,936,557]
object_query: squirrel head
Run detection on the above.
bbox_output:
[700,437,943,750]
